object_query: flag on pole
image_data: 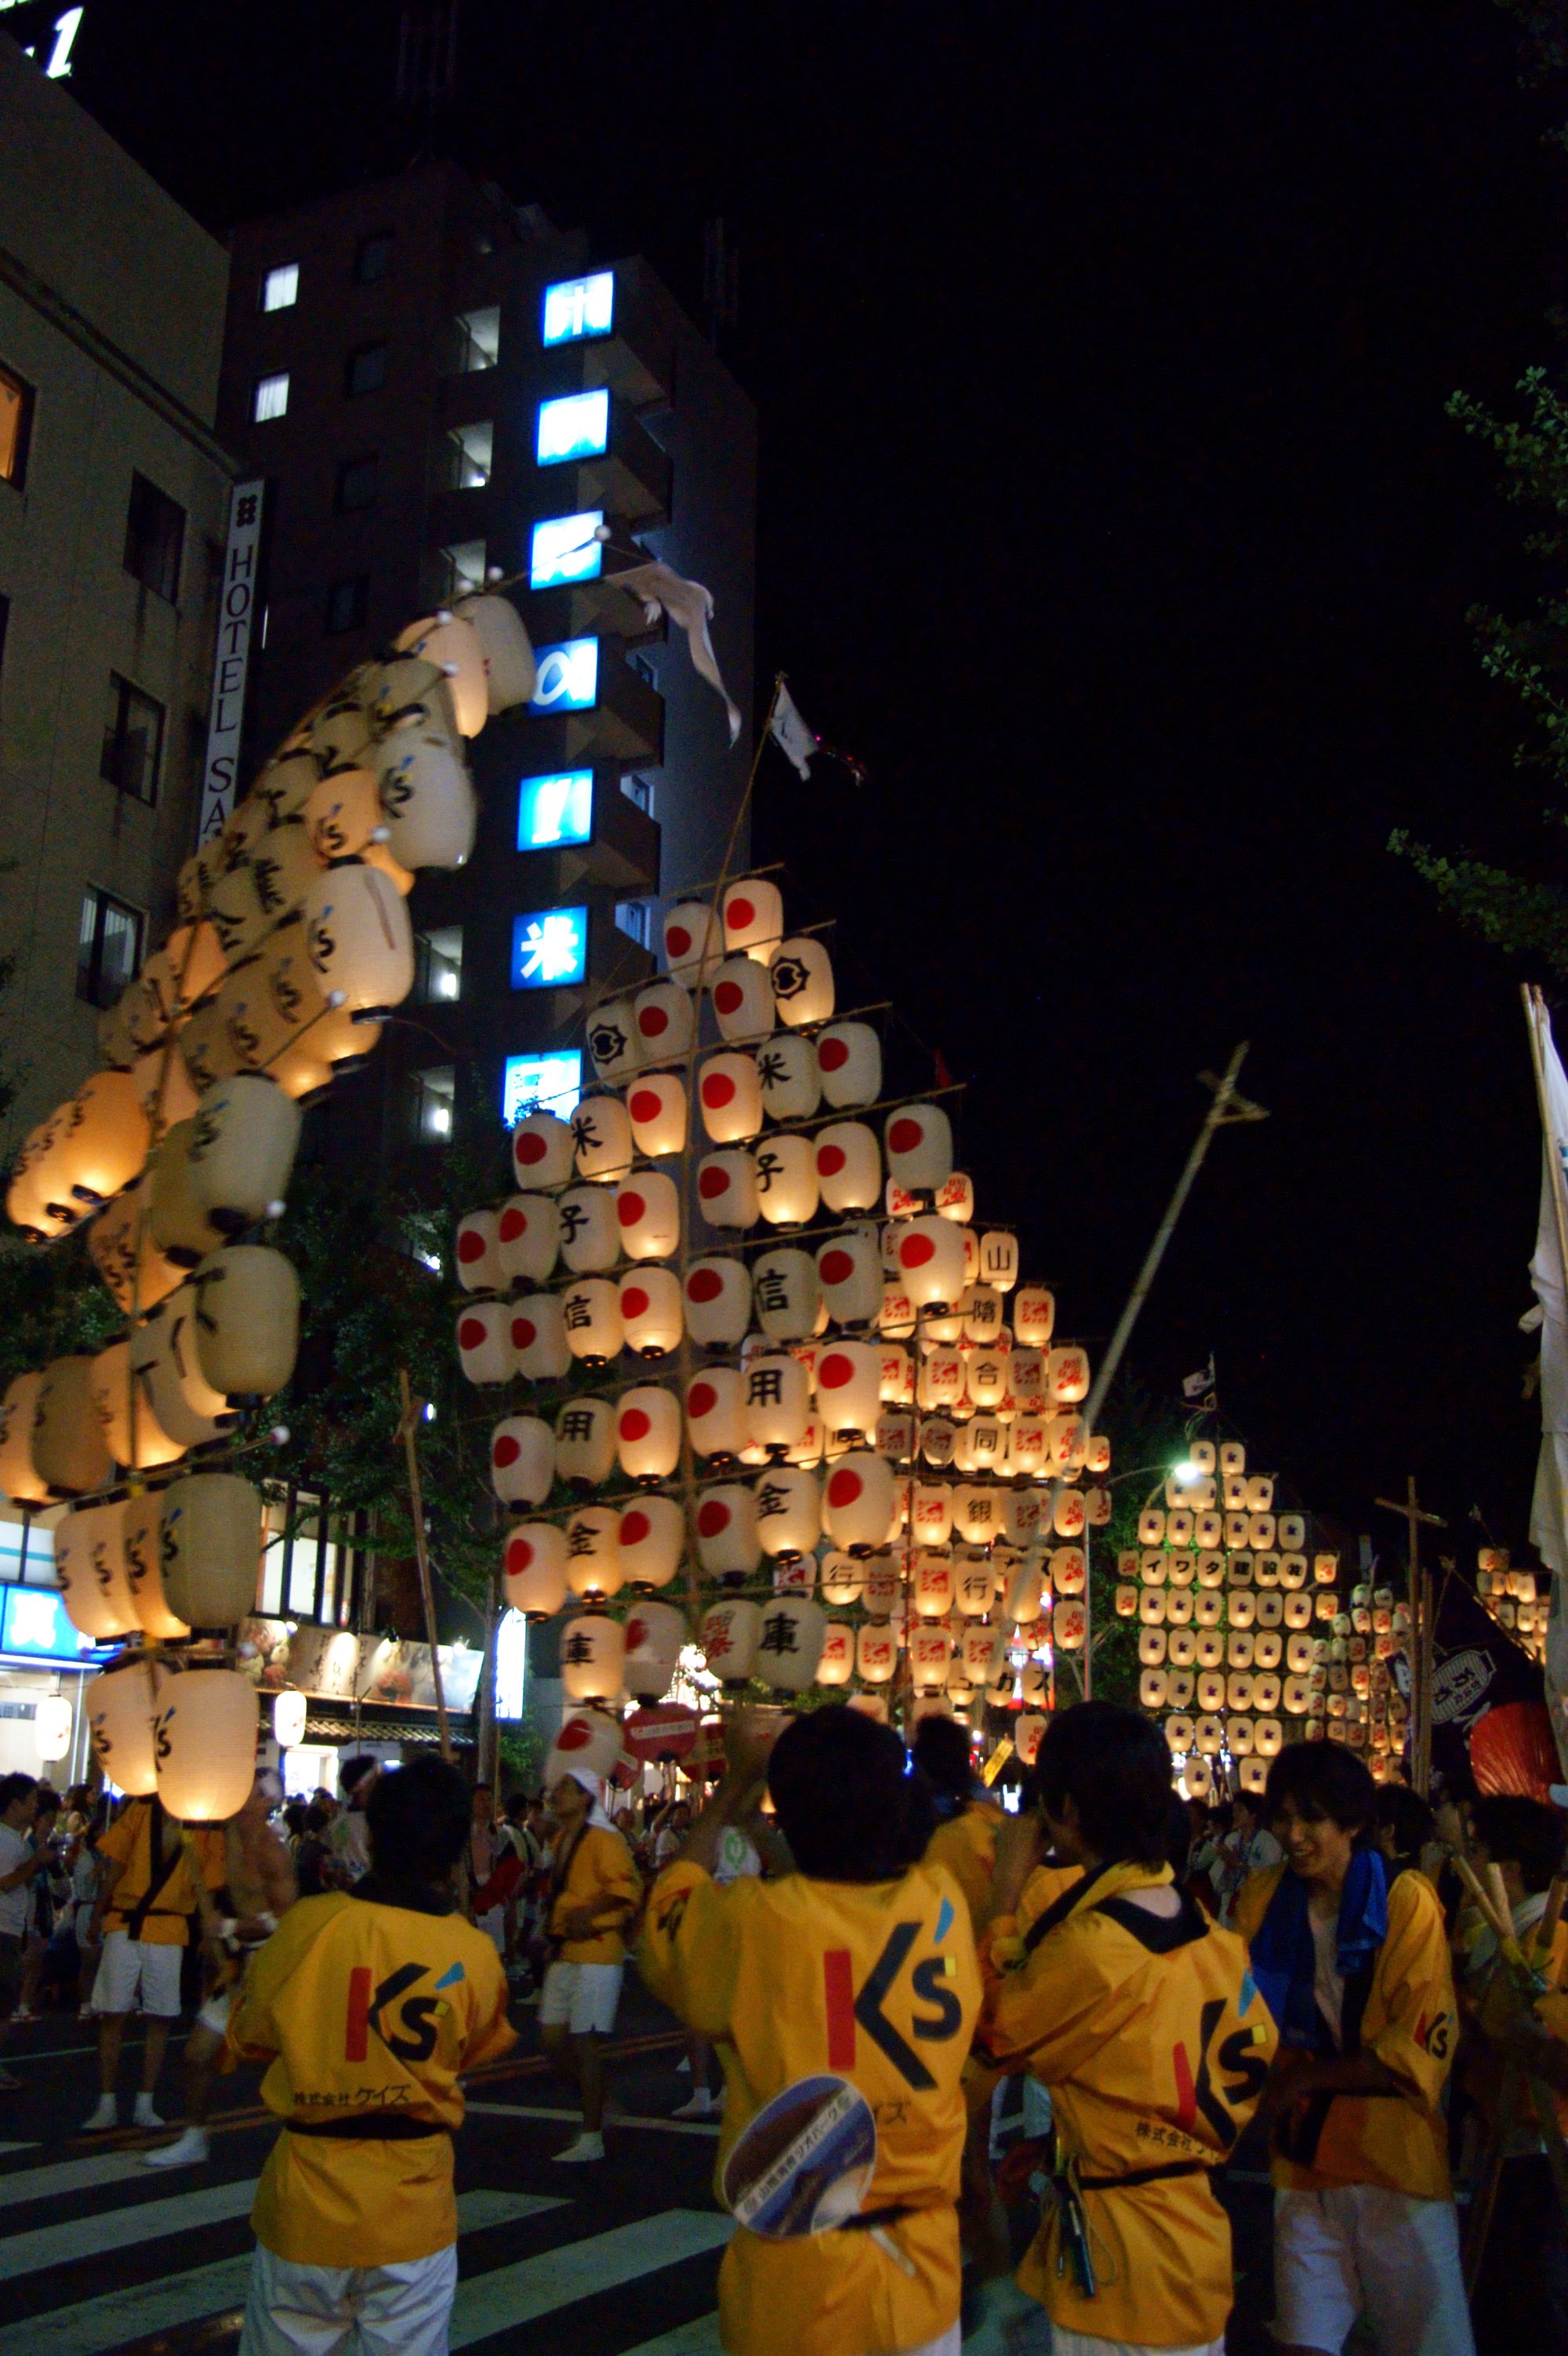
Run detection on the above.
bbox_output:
[601,558,742,745]
[1181,1355,1216,1405]
[769,681,869,786]
[1524,990,1568,1776]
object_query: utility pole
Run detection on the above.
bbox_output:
[1374,1478,1446,1795]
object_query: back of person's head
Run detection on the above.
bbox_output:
[366,1759,469,1886]
[1032,1703,1171,1868]
[1374,1784,1436,1859]
[1165,1793,1194,1882]
[769,1706,935,1880]
[283,1802,307,1839]
[912,1715,975,1806]
[1470,1795,1568,1895]
[1264,1743,1377,1845]
[1210,1802,1234,1837]
[504,1792,529,1824]
[305,1798,334,1835]
[0,1773,36,1818]
[341,1752,378,1799]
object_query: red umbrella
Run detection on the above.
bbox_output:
[1469,1701,1561,1802]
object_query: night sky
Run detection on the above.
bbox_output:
[40,0,1568,1549]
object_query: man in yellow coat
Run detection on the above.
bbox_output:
[640,1707,981,2356]
[538,1764,642,2163]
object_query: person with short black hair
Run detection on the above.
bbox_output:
[227,1754,514,2356]
[1373,1784,1436,1886]
[1232,1743,1470,2356]
[640,1707,979,2356]
[977,1702,1275,2354]
[915,1716,1001,1937]
[327,1753,379,1887]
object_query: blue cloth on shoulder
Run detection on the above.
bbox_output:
[1250,1846,1388,2049]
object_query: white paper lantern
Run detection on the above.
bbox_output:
[626,1073,688,1159]
[894,1217,967,1310]
[1053,1598,1087,1650]
[616,1171,681,1261]
[698,1053,764,1144]
[770,936,834,1026]
[751,1247,821,1341]
[491,1414,555,1508]
[616,1495,684,1591]
[510,1293,572,1381]
[271,1687,308,1751]
[743,1354,812,1454]
[158,1474,263,1629]
[504,1522,570,1618]
[154,1668,258,1822]
[511,1111,576,1192]
[86,1659,162,1793]
[822,1453,897,1553]
[757,1596,826,1691]
[684,1256,753,1346]
[558,1280,622,1366]
[495,1195,561,1288]
[813,1341,882,1441]
[571,1093,634,1184]
[557,1185,619,1275]
[613,1386,680,1483]
[756,1032,819,1121]
[686,1367,749,1460]
[56,1501,138,1639]
[755,1133,820,1227]
[749,1464,819,1559]
[701,1596,764,1682]
[1013,1287,1056,1346]
[816,1621,855,1685]
[722,879,785,961]
[455,1208,503,1294]
[913,1552,955,1619]
[710,953,775,1043]
[561,1613,626,1703]
[815,1123,881,1213]
[809,1023,881,1114]
[586,997,641,1083]
[615,1266,684,1361]
[546,1705,625,1786]
[622,1598,688,1699]
[884,1105,953,1193]
[633,980,695,1066]
[553,1395,617,1487]
[697,1149,759,1230]
[662,900,723,989]
[565,1506,622,1600]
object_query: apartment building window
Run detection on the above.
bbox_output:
[354,231,394,284]
[446,305,499,374]
[429,539,486,604]
[260,262,299,312]
[335,454,378,513]
[0,361,34,489]
[434,420,492,492]
[345,342,388,397]
[122,473,185,602]
[410,1064,456,1143]
[325,575,369,633]
[621,773,654,816]
[252,369,290,423]
[99,673,164,804]
[415,925,463,1004]
[77,887,143,1007]
[615,900,652,949]
[630,652,656,687]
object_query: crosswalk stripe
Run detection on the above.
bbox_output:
[0,2144,34,2158]
[0,2176,259,2281]
[449,2209,733,2350]
[0,2149,178,2212]
[0,2191,564,2356]
[466,2101,723,2139]
[622,2315,724,2356]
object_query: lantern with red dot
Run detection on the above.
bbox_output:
[756,1032,819,1121]
[619,1266,682,1358]
[615,1172,681,1261]
[755,1133,819,1227]
[693,1482,760,1580]
[721,878,784,960]
[701,1595,764,1683]
[757,1595,826,1692]
[768,936,833,1027]
[750,1247,821,1341]
[884,1104,952,1194]
[618,1494,684,1590]
[895,1215,967,1312]
[684,1256,752,1347]
[615,1386,681,1483]
[816,1620,855,1685]
[822,1452,897,1554]
[662,900,722,989]
[490,1414,555,1509]
[625,1073,688,1160]
[510,1294,572,1381]
[1012,1287,1056,1347]
[457,1301,512,1385]
[814,1340,882,1442]
[561,1612,626,1704]
[815,1021,881,1109]
[935,1172,975,1224]
[496,1195,561,1287]
[815,1123,880,1213]
[1052,1597,1087,1651]
[623,1599,688,1700]
[633,980,694,1066]
[585,996,641,1083]
[754,1464,822,1560]
[854,1622,895,1684]
[742,1352,811,1455]
[561,1279,622,1367]
[697,1149,759,1231]
[913,1552,955,1620]
[510,1110,575,1192]
[685,1366,748,1461]
[710,953,775,1044]
[558,1185,620,1273]
[455,1209,503,1294]
[503,1522,569,1620]
[809,1230,877,1327]
[696,1052,762,1145]
[565,1505,622,1600]
[570,1094,633,1185]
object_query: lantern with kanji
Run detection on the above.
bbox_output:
[561,1613,626,1704]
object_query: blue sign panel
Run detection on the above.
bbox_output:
[502,1051,583,1127]
[530,511,604,590]
[528,639,598,715]
[536,390,609,466]
[1,1583,89,1663]
[517,771,593,851]
[542,271,615,347]
[511,907,588,990]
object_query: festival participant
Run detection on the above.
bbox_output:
[538,1766,641,2163]
[1232,1744,1470,2356]
[978,1701,1276,2356]
[466,1786,506,1953]
[83,1793,226,2132]
[916,1716,1001,1935]
[640,1706,979,2356]
[227,1753,514,2356]
[1214,1792,1283,1925]
[327,1755,379,1886]
[1373,1784,1439,1890]
[144,1770,298,2169]
[671,1797,765,2122]
[0,1773,38,2088]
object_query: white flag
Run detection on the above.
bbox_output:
[1181,1355,1215,1403]
[603,559,742,745]
[1525,994,1568,1773]
[770,683,819,780]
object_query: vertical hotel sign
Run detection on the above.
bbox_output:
[198,477,265,844]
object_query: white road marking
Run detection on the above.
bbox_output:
[0,2148,182,2211]
[450,2209,733,2349]
[622,2315,724,2356]
[0,2176,259,2280]
[466,2100,723,2138]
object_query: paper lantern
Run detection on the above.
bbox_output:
[565,1506,622,1601]
[674,1261,746,1356]
[1140,1668,1170,1711]
[1052,1545,1087,1598]
[697,1149,760,1231]
[884,1105,953,1194]
[547,1705,626,1786]
[87,1658,162,1794]
[634,980,695,1065]
[706,957,773,1053]
[1115,1581,1138,1619]
[686,1367,749,1461]
[722,878,785,961]
[616,1495,684,1591]
[390,615,487,735]
[913,1552,956,1620]
[894,1215,967,1312]
[453,590,536,711]
[511,1111,577,1193]
[607,1267,677,1360]
[586,997,641,1083]
[504,1523,570,1618]
[1249,1513,1276,1550]
[1313,1552,1339,1585]
[0,1374,47,1504]
[702,1596,763,1682]
[561,1613,626,1703]
[304,761,385,863]
[551,1395,615,1488]
[456,1210,503,1293]
[1141,1588,1168,1627]
[814,1341,882,1441]
[758,1596,826,1692]
[300,862,413,1015]
[823,1453,897,1553]
[160,1474,263,1628]
[510,1294,573,1381]
[662,899,723,988]
[265,1686,308,1752]
[1255,1718,1283,1757]
[1011,1287,1056,1347]
[147,1116,230,1268]
[753,1033,818,1123]
[1277,1513,1305,1550]
[1053,1598,1087,1650]
[612,1172,679,1263]
[490,1415,555,1508]
[31,1691,72,1765]
[1224,1513,1250,1548]
[623,1599,688,1700]
[34,1355,117,1494]
[698,1053,764,1145]
[1253,1672,1282,1713]
[123,1487,187,1639]
[570,1095,633,1185]
[742,1354,812,1455]
[191,1247,299,1400]
[603,1386,675,1484]
[56,1070,151,1207]
[1047,1347,1090,1405]
[906,1625,950,1692]
[751,1247,821,1341]
[754,1133,820,1228]
[1047,1413,1087,1474]
[815,1124,881,1214]
[770,936,834,1026]
[816,1621,855,1686]
[494,1194,560,1290]
[557,1185,619,1275]
[800,1026,880,1121]
[626,1073,688,1160]
[558,1280,622,1367]
[1229,1715,1255,1755]
[1283,1675,1312,1715]
[374,717,477,869]
[880,1283,917,1338]
[966,1344,1007,1408]
[56,1501,138,1639]
[458,1302,513,1385]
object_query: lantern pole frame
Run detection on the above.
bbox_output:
[397,1366,453,1762]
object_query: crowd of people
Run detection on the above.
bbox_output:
[0,1712,1566,2356]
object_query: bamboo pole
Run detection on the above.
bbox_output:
[396,1365,452,1761]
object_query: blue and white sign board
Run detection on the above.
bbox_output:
[542,271,615,347]
[536,390,609,466]
[530,511,604,589]
[529,638,599,715]
[1,1583,91,1664]
[511,907,588,991]
[517,770,593,851]
[502,1051,583,1125]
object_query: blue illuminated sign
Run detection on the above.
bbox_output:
[511,907,588,990]
[542,271,615,347]
[530,511,604,590]
[1,1583,89,1663]
[536,390,609,466]
[503,1051,583,1127]
[529,638,598,714]
[517,771,593,851]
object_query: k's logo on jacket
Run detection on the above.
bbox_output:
[346,1957,465,2064]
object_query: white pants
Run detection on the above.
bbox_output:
[1273,2184,1475,2355]
[238,2240,457,2356]
[995,2312,1220,2356]
[93,1929,183,2019]
[538,1959,622,2035]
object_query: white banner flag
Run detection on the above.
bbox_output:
[1525,992,1568,1774]
[770,682,819,779]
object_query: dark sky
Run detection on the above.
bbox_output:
[38,0,1568,1548]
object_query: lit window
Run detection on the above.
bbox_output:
[615,900,651,949]
[448,306,500,373]
[621,773,654,816]
[517,771,593,851]
[441,420,492,489]
[529,510,604,590]
[416,926,463,1003]
[511,906,588,989]
[535,390,609,466]
[261,262,299,312]
[434,538,487,601]
[412,1065,456,1144]
[0,361,34,489]
[528,637,598,714]
[345,342,387,396]
[100,673,164,805]
[122,473,185,602]
[630,651,656,688]
[503,1051,583,1125]
[542,272,615,346]
[77,887,143,1008]
[252,370,290,423]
